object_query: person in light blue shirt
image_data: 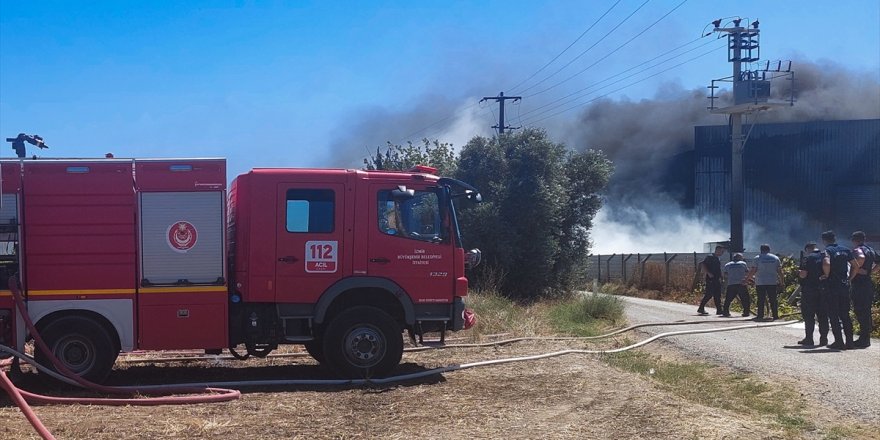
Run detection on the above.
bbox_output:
[748,244,783,320]
[721,253,751,317]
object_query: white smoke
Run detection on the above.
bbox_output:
[590,199,728,254]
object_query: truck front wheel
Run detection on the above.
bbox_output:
[35,315,118,383]
[322,306,403,378]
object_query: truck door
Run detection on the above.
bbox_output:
[275,183,345,303]
[367,184,455,304]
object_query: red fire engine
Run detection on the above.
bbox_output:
[0,157,481,381]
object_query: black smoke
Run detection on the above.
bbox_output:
[564,60,880,252]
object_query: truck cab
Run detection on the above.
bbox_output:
[228,166,480,377]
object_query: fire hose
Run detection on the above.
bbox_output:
[1,272,803,440]
[1,277,241,440]
[114,316,763,365]
[4,318,800,390]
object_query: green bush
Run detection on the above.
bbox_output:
[549,292,624,336]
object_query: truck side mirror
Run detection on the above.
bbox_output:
[391,185,415,200]
[466,190,482,203]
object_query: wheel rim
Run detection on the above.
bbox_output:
[54,335,96,374]
[342,325,386,368]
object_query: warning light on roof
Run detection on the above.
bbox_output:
[409,165,438,175]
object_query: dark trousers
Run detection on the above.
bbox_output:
[851,277,875,338]
[723,284,750,316]
[825,285,854,342]
[800,285,828,342]
[756,285,779,319]
[699,280,722,311]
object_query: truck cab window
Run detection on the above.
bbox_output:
[286,189,334,233]
[378,190,442,242]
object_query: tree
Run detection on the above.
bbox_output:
[456,128,612,298]
[363,138,457,176]
[362,129,613,299]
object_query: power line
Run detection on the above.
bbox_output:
[518,35,715,119]
[504,0,623,94]
[520,42,724,125]
[515,0,652,95]
[525,0,689,98]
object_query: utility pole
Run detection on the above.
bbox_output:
[707,18,793,253]
[480,92,521,134]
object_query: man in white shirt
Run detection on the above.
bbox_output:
[748,244,783,320]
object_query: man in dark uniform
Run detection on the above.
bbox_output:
[849,231,876,348]
[821,231,858,350]
[697,245,725,315]
[797,242,828,347]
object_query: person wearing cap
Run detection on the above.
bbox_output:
[797,242,828,347]
[747,244,784,320]
[821,230,858,350]
[721,253,751,317]
[697,245,726,316]
[849,231,877,348]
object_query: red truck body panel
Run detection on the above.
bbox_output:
[22,161,137,294]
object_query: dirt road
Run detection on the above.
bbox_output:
[617,295,880,424]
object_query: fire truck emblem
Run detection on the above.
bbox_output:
[167,221,198,253]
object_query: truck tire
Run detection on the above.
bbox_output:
[35,315,118,383]
[322,306,403,378]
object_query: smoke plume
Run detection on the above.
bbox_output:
[324,59,879,253]
[567,59,880,253]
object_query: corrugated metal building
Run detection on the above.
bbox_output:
[694,119,880,249]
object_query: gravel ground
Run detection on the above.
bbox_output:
[616,295,880,424]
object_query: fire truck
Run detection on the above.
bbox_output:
[0,157,482,381]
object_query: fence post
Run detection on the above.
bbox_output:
[639,254,652,287]
[597,254,601,282]
[605,254,616,283]
[623,254,634,284]
[664,253,677,291]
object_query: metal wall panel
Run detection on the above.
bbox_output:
[694,119,880,244]
[139,192,225,285]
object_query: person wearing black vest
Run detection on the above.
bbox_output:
[797,242,828,347]
[697,245,725,315]
[821,230,858,350]
[850,231,877,348]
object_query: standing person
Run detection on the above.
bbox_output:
[748,244,784,320]
[849,231,876,348]
[798,242,829,347]
[722,253,751,317]
[697,246,725,316]
[821,231,858,350]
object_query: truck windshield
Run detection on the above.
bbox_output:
[378,189,445,243]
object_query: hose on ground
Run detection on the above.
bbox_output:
[116,316,768,365]
[3,318,800,392]
[2,276,805,440]
[1,277,241,440]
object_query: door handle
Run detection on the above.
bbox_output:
[370,257,390,264]
[278,256,299,263]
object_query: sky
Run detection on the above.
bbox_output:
[2,0,878,179]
